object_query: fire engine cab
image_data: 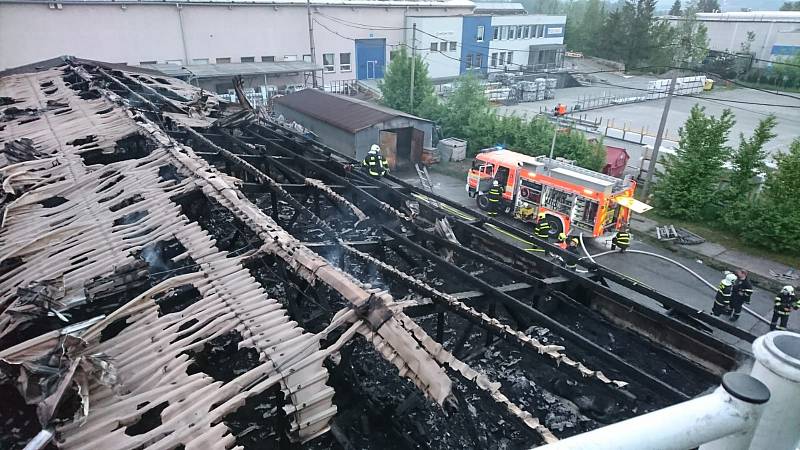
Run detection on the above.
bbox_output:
[466,148,651,238]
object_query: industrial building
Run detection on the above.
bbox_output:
[667,11,800,65]
[273,88,433,167]
[0,0,565,93]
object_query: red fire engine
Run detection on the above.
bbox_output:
[466,148,651,238]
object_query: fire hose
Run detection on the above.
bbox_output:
[577,234,772,326]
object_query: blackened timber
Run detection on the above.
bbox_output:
[97,68,160,113]
[245,126,412,223]
[383,227,689,401]
[215,131,306,183]
[179,126,338,240]
[339,241,637,402]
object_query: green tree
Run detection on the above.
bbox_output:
[728,115,777,199]
[440,75,491,143]
[669,6,709,66]
[696,0,720,12]
[653,105,736,219]
[669,0,682,15]
[735,139,800,254]
[379,48,436,116]
[780,1,800,11]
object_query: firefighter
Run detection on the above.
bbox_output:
[362,144,388,178]
[610,225,631,253]
[486,180,504,217]
[554,103,567,117]
[556,232,568,250]
[712,273,736,316]
[565,237,580,270]
[533,213,551,240]
[729,270,753,322]
[770,285,798,331]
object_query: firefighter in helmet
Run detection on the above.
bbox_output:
[556,232,568,250]
[362,144,388,178]
[486,180,504,217]
[533,212,551,240]
[611,223,631,253]
[565,237,580,270]
[771,285,799,331]
[712,273,737,316]
[729,270,753,322]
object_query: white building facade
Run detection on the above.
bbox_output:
[488,15,566,72]
[0,0,473,89]
[667,12,800,66]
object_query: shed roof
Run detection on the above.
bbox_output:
[274,89,432,133]
[142,61,321,79]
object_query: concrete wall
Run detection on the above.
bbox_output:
[405,16,464,79]
[272,104,358,158]
[0,1,473,82]
[488,15,565,70]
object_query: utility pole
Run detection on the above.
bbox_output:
[410,23,417,114]
[549,117,560,160]
[641,73,677,200]
[306,0,318,88]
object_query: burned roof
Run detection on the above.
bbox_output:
[1,56,747,450]
[274,88,432,133]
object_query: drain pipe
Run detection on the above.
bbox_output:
[534,372,770,450]
[748,331,800,450]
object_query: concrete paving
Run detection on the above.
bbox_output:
[497,77,800,158]
[399,166,798,346]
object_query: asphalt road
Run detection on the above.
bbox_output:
[400,168,792,350]
[497,71,800,159]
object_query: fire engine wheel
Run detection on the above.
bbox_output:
[544,215,563,238]
[476,194,489,211]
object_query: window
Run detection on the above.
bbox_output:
[302,54,312,62]
[430,42,439,52]
[340,52,351,71]
[139,60,157,65]
[493,26,500,40]
[508,26,515,40]
[450,41,457,51]
[475,53,483,69]
[283,55,298,61]
[241,56,255,63]
[538,25,545,38]
[491,52,497,67]
[216,57,231,64]
[476,25,485,42]
[502,26,508,40]
[323,53,335,72]
[517,26,524,39]
[524,25,530,39]
[262,56,275,62]
[507,51,513,65]
[165,59,182,65]
[499,52,506,65]
[192,58,209,64]
[465,53,473,69]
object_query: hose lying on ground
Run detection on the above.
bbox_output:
[578,234,771,326]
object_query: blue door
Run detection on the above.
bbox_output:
[355,38,386,80]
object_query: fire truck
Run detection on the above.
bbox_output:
[466,148,651,238]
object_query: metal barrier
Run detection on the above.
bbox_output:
[535,331,800,450]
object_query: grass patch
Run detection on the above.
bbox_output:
[734,80,800,94]
[644,210,800,268]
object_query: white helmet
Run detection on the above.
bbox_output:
[370,144,381,154]
[781,285,795,295]
[725,273,737,284]
[492,180,499,187]
[721,278,733,287]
